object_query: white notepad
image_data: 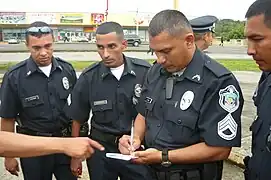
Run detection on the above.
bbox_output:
[106,153,137,161]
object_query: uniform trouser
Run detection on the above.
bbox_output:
[20,153,76,180]
[86,138,154,180]
[203,161,223,180]
[152,169,202,180]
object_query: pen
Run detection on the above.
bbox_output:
[130,120,134,152]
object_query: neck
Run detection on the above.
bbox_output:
[195,40,207,51]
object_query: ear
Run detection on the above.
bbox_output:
[184,33,195,49]
[121,39,128,49]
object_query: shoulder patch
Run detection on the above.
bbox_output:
[129,57,151,68]
[82,62,100,74]
[204,57,231,77]
[7,60,27,73]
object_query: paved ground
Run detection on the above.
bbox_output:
[0,71,260,179]
[0,43,247,54]
[0,51,251,63]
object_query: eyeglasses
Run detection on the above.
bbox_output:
[26,26,52,34]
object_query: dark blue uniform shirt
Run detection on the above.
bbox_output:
[66,56,150,134]
[0,57,77,132]
[137,49,244,150]
[249,71,271,179]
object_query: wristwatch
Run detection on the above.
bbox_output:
[161,149,172,167]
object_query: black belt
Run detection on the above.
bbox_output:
[16,126,67,137]
[151,164,204,180]
[90,128,129,144]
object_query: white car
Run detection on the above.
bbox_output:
[8,39,20,44]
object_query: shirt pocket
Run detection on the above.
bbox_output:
[164,101,199,145]
[21,95,45,118]
[92,100,113,124]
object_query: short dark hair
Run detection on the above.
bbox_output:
[245,0,271,28]
[25,21,53,43]
[95,21,124,38]
[148,9,192,37]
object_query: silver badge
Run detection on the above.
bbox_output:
[180,91,194,110]
[219,85,239,113]
[62,77,69,90]
[134,84,142,98]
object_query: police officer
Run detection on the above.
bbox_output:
[190,15,223,180]
[119,10,244,180]
[190,15,218,51]
[66,21,153,180]
[244,1,271,179]
[0,21,77,179]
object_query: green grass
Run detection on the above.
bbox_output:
[0,59,259,72]
[216,59,259,71]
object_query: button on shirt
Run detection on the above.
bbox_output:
[0,57,77,132]
[137,49,244,150]
[66,56,150,134]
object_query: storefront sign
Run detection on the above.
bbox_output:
[59,13,84,24]
[27,13,57,24]
[0,12,26,24]
[91,13,104,25]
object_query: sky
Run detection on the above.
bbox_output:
[0,0,256,20]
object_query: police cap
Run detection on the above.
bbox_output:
[190,15,218,33]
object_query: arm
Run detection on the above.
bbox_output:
[134,113,146,142]
[1,118,16,133]
[0,131,104,158]
[168,142,231,164]
[72,120,81,137]
[0,131,65,157]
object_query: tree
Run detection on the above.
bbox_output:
[215,19,245,40]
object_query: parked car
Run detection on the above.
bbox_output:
[124,34,141,47]
[8,38,20,44]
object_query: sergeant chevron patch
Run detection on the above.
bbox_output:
[218,114,237,140]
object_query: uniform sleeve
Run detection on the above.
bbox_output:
[136,72,150,117]
[0,72,20,118]
[65,73,90,122]
[198,75,244,147]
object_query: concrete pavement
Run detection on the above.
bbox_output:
[0,51,252,63]
[0,43,247,54]
[0,71,261,180]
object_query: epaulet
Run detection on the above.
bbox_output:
[82,62,100,74]
[55,57,73,67]
[129,57,151,68]
[204,57,231,77]
[7,60,26,73]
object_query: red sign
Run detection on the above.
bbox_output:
[91,13,104,25]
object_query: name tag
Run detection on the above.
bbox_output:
[94,100,108,106]
[25,95,39,102]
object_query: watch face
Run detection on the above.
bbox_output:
[161,161,172,167]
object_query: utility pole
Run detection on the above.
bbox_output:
[105,0,109,21]
[173,0,179,10]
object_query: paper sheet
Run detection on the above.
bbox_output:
[106,153,137,161]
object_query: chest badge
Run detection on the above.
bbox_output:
[62,77,69,90]
[180,91,194,110]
